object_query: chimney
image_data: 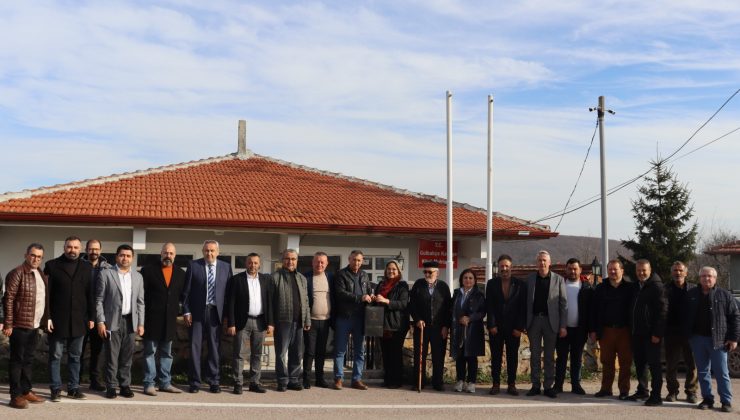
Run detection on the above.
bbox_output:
[237,120,247,157]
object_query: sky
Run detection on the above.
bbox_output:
[1,1,739,245]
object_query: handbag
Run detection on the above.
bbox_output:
[364,305,385,337]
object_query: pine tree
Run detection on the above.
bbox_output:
[620,160,698,281]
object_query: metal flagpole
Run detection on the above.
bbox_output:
[446,91,454,285]
[486,95,494,282]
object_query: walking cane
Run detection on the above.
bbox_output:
[417,323,424,393]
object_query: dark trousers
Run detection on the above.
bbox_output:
[188,305,222,387]
[274,320,304,386]
[105,315,135,388]
[413,325,446,388]
[381,329,407,387]
[81,326,105,384]
[9,327,39,398]
[555,326,587,386]
[633,334,663,397]
[303,319,331,383]
[664,334,698,396]
[455,351,478,383]
[490,330,520,385]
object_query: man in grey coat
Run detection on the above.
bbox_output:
[525,250,567,398]
[95,244,145,399]
[271,249,310,392]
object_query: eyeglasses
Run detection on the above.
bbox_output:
[423,270,436,275]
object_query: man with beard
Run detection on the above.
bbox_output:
[44,236,94,401]
[80,239,112,391]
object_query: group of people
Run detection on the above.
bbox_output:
[2,240,738,414]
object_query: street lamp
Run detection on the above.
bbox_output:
[591,257,602,281]
[395,251,405,271]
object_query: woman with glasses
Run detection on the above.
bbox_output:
[372,260,409,389]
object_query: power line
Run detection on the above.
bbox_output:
[554,120,599,232]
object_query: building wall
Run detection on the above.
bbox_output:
[731,256,740,291]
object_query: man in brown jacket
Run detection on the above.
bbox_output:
[3,243,49,409]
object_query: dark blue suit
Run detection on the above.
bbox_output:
[183,258,232,388]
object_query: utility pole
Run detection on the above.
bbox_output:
[590,96,615,268]
[446,90,454,286]
[486,95,494,282]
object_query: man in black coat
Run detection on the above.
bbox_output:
[663,260,697,403]
[409,260,452,391]
[486,254,527,396]
[225,253,273,394]
[554,258,593,395]
[141,242,186,396]
[80,239,112,391]
[628,259,668,406]
[44,235,94,402]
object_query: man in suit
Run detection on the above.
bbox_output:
[80,239,112,392]
[182,240,232,393]
[225,253,273,394]
[141,242,186,396]
[303,251,334,389]
[45,235,94,402]
[333,250,373,390]
[486,254,527,396]
[95,244,145,399]
[272,249,311,392]
[525,250,567,398]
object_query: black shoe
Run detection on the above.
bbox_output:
[627,391,649,401]
[67,389,87,400]
[526,386,541,396]
[645,396,663,406]
[249,383,267,394]
[543,388,558,398]
[303,379,311,389]
[594,390,613,398]
[686,394,697,404]
[720,403,733,413]
[105,388,117,399]
[618,392,630,401]
[315,379,330,388]
[287,382,303,391]
[119,386,134,398]
[209,384,221,394]
[571,384,586,395]
[188,385,200,394]
[553,384,563,394]
[89,381,106,392]
[50,389,62,402]
[433,384,444,392]
[276,384,287,392]
[697,399,714,410]
[664,393,678,402]
[233,385,243,395]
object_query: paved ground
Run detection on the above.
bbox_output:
[1,378,738,419]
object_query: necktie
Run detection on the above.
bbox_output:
[207,264,215,305]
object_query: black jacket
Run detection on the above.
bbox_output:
[685,286,740,348]
[141,264,186,341]
[590,277,634,339]
[664,280,696,336]
[333,267,372,319]
[408,279,452,328]
[631,273,668,337]
[450,286,486,358]
[572,280,595,329]
[373,279,409,332]
[44,255,93,338]
[225,272,274,331]
[485,276,526,333]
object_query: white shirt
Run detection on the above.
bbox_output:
[117,266,132,316]
[565,280,581,328]
[246,272,262,317]
[31,268,45,328]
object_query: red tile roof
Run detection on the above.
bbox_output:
[0,152,556,238]
[705,241,740,255]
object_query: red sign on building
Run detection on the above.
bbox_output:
[418,240,458,269]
